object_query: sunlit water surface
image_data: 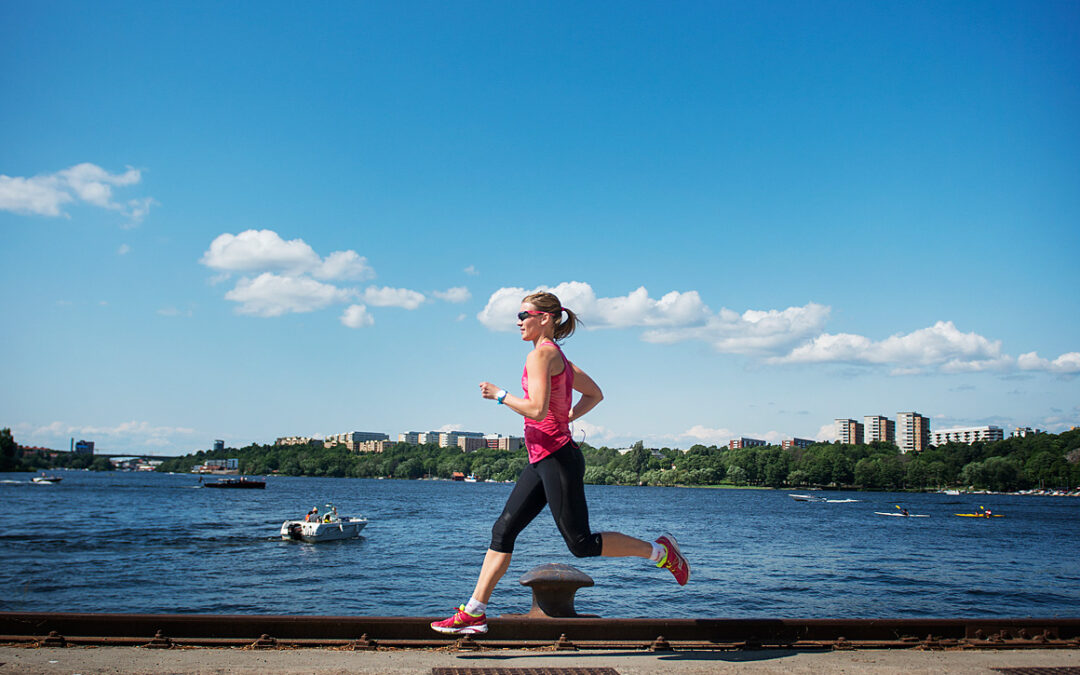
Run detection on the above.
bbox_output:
[2,471,1077,618]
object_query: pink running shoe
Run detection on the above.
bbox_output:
[655,533,690,585]
[430,605,488,635]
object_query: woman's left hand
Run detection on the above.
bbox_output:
[479,381,501,400]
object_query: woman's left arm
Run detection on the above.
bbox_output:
[568,362,603,423]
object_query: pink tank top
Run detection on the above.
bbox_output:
[522,341,574,463]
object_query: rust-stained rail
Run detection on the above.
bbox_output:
[2,612,1078,650]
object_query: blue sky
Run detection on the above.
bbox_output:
[2,2,1078,455]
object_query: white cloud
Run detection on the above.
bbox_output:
[117,244,131,255]
[26,419,196,451]
[340,304,374,328]
[679,425,735,445]
[571,419,610,443]
[464,265,479,276]
[0,174,71,216]
[478,282,709,332]
[362,286,426,310]
[817,423,839,442]
[225,273,353,317]
[314,250,374,281]
[0,163,153,223]
[479,281,826,357]
[1018,351,1080,374]
[433,286,471,303]
[201,230,374,281]
[201,230,397,319]
[644,303,830,355]
[772,321,1012,373]
[201,230,322,275]
[437,423,463,433]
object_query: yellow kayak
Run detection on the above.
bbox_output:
[954,513,1004,518]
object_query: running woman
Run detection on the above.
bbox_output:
[430,291,690,636]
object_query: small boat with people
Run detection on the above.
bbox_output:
[281,504,367,543]
[201,476,265,489]
[875,511,930,517]
[955,506,1003,518]
[789,493,827,502]
[875,505,929,517]
[32,473,62,484]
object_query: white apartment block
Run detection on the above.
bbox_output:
[276,436,319,446]
[782,438,814,450]
[863,415,896,444]
[834,419,864,445]
[897,412,930,453]
[324,431,390,450]
[417,432,441,445]
[931,426,1004,446]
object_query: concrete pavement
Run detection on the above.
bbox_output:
[2,645,1080,674]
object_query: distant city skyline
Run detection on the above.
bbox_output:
[3,3,1077,456]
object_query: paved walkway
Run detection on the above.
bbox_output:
[2,645,1079,674]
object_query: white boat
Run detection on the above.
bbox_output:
[874,511,930,518]
[789,493,826,502]
[32,474,62,484]
[280,506,366,543]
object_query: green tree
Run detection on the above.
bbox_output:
[0,428,21,472]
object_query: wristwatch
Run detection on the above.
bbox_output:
[496,389,508,404]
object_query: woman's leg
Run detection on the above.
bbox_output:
[470,549,512,604]
[538,443,654,560]
[598,531,652,558]
[476,462,548,601]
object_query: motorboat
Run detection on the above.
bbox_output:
[202,477,265,489]
[788,493,826,502]
[281,505,366,543]
[32,474,62,484]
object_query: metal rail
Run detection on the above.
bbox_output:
[2,612,1078,650]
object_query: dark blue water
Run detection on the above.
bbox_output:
[2,471,1077,618]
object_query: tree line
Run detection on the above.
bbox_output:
[6,425,1079,492]
[1,428,115,472]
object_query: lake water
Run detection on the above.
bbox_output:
[1,470,1077,619]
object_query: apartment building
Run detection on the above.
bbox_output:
[439,431,484,448]
[484,434,525,451]
[834,419,864,445]
[931,426,1004,446]
[354,440,394,453]
[1012,427,1043,438]
[782,438,815,450]
[276,436,320,446]
[897,412,930,453]
[457,436,488,452]
[728,437,766,449]
[863,415,896,444]
[324,431,390,451]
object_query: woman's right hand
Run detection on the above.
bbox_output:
[479,381,500,400]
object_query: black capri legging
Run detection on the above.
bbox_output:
[489,441,604,558]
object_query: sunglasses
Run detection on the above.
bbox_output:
[517,310,551,321]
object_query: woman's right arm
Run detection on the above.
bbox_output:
[568,363,602,423]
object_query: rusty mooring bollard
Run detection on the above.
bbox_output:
[518,563,596,618]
